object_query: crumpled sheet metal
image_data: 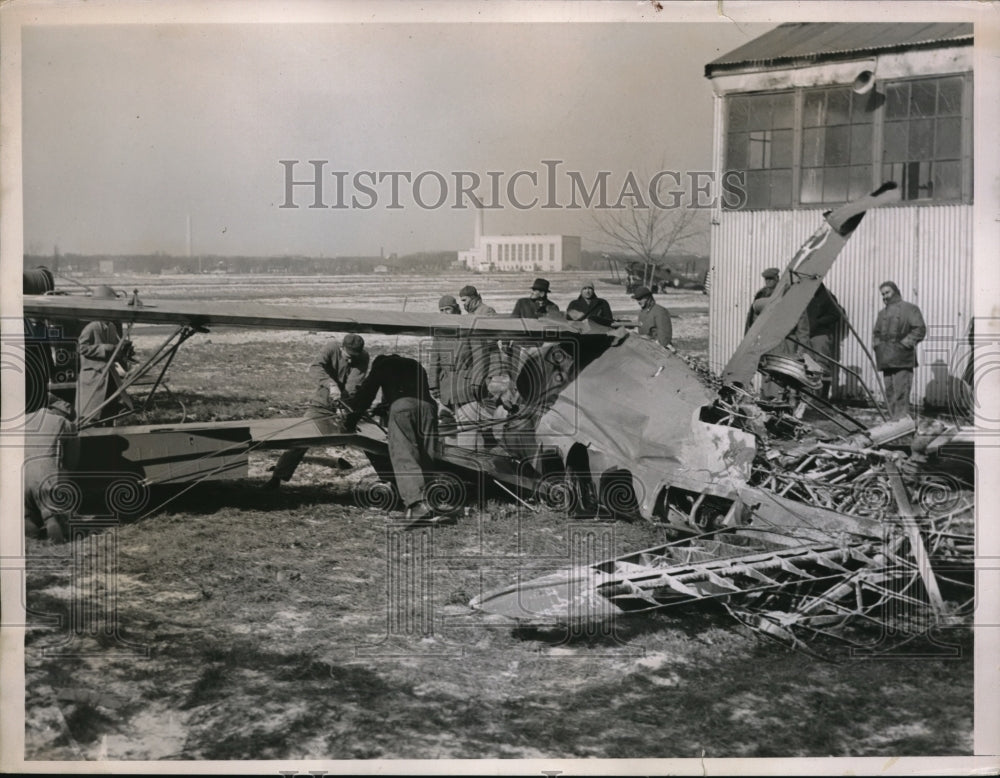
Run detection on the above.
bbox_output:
[534,336,756,517]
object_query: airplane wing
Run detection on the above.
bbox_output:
[23,295,610,340]
[722,182,901,388]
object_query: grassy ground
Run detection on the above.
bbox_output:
[24,486,974,760]
[21,274,974,761]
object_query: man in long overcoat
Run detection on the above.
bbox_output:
[873,281,926,419]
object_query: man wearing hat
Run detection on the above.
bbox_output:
[745,267,781,332]
[265,334,370,489]
[458,285,496,316]
[512,278,560,319]
[566,282,613,327]
[631,286,673,349]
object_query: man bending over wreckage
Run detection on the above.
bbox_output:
[344,354,454,528]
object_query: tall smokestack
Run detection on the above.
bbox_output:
[474,206,484,249]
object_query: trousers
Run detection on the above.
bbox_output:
[882,368,914,419]
[386,397,439,507]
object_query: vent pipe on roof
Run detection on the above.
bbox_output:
[852,69,876,94]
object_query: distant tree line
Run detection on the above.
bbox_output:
[24,249,707,276]
[23,251,463,276]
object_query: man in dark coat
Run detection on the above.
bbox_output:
[265,334,370,489]
[458,285,497,316]
[344,354,448,526]
[744,267,780,333]
[511,278,560,319]
[873,281,926,419]
[566,282,613,327]
[805,283,843,399]
[632,286,673,349]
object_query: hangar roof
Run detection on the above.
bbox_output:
[705,22,973,77]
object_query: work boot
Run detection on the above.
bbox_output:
[44,518,67,544]
[405,501,434,521]
[403,501,456,529]
[262,475,282,490]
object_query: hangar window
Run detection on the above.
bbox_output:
[881,75,967,202]
[723,73,971,210]
[725,92,794,209]
[800,87,874,205]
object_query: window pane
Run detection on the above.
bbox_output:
[851,90,875,123]
[883,121,908,163]
[802,127,823,167]
[910,80,937,118]
[826,89,850,124]
[885,83,909,119]
[771,129,793,167]
[903,160,932,200]
[825,125,850,165]
[748,130,771,169]
[726,132,748,170]
[772,93,794,128]
[908,118,934,160]
[746,170,769,208]
[850,123,873,163]
[849,165,872,199]
[803,91,825,127]
[771,170,792,207]
[728,96,749,131]
[800,168,823,204]
[883,162,904,190]
[749,96,772,131]
[933,160,961,200]
[824,167,848,203]
[935,116,962,158]
[937,77,963,115]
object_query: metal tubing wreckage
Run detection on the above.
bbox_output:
[23,182,974,652]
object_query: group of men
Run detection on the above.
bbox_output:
[27,270,926,540]
[23,284,135,543]
[263,276,677,528]
[512,276,674,350]
[746,267,926,419]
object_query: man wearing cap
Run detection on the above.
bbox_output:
[430,294,499,448]
[344,354,448,527]
[566,282,614,327]
[265,334,370,489]
[632,286,673,349]
[512,278,560,319]
[873,281,926,420]
[458,285,496,316]
[438,294,460,315]
[745,267,781,333]
[76,285,136,426]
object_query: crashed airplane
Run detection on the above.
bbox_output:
[22,182,973,651]
[469,182,974,651]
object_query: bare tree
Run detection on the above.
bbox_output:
[589,170,707,273]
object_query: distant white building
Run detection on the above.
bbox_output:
[459,209,581,273]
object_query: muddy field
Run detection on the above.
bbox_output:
[21,272,973,764]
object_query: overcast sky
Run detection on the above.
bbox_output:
[21,20,772,258]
